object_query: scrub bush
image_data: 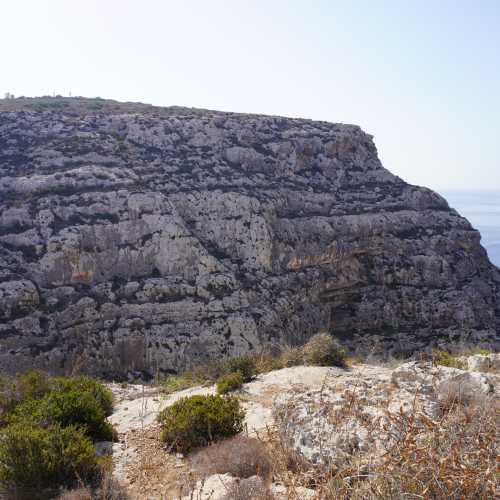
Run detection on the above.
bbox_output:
[0,423,100,498]
[217,372,244,394]
[8,390,115,441]
[224,356,256,382]
[300,333,347,367]
[159,394,245,453]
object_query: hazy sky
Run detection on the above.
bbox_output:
[2,1,499,191]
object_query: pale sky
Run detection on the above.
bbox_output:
[1,0,499,191]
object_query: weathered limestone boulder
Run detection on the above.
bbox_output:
[465,352,500,372]
[273,359,499,468]
[391,359,499,396]
[0,98,499,377]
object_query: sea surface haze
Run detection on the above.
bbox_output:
[440,190,500,268]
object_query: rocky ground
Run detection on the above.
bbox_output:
[105,352,499,499]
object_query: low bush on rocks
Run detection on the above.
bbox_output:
[162,373,202,394]
[224,356,257,382]
[279,346,304,368]
[0,423,101,499]
[158,394,245,453]
[161,335,347,395]
[217,372,245,394]
[432,350,466,369]
[300,333,347,367]
[162,355,257,394]
[220,476,274,500]
[472,347,492,356]
[8,389,116,441]
[191,435,272,479]
[0,371,115,497]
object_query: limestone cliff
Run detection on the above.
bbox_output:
[0,97,498,377]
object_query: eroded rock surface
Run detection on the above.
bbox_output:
[106,353,499,498]
[0,98,499,376]
[273,358,500,468]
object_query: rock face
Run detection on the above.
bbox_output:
[0,98,499,377]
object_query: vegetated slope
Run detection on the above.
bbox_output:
[0,97,499,377]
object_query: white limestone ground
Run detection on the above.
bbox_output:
[109,366,347,436]
[106,354,499,499]
[107,365,339,491]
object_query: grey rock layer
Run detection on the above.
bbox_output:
[0,102,499,377]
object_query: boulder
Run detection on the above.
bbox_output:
[466,353,500,372]
[274,360,498,468]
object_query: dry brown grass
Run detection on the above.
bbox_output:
[57,488,92,500]
[191,435,272,480]
[162,335,350,396]
[267,386,499,499]
[56,471,129,500]
[436,377,490,413]
[219,476,274,500]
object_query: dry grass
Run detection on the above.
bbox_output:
[161,335,349,396]
[219,476,274,500]
[436,377,490,413]
[354,401,499,499]
[432,350,467,369]
[268,389,499,500]
[191,435,272,480]
[56,471,129,500]
[57,488,93,500]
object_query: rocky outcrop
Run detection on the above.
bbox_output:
[106,353,499,498]
[273,358,499,469]
[0,98,499,377]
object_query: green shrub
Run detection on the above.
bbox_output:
[17,370,51,401]
[0,423,100,498]
[1,373,113,429]
[0,371,52,426]
[163,373,201,394]
[473,348,491,356]
[217,372,244,394]
[225,356,256,382]
[301,333,347,367]
[158,394,245,453]
[9,390,115,442]
[432,350,466,369]
[53,376,113,417]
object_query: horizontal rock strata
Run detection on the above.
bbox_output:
[0,98,499,377]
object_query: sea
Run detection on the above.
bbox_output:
[439,190,500,268]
